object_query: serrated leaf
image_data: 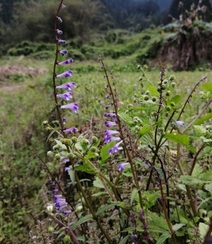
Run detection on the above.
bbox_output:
[180,175,209,187]
[191,164,203,177]
[75,163,96,174]
[194,113,212,125]
[93,177,105,188]
[130,188,138,206]
[146,84,159,96]
[199,170,212,181]
[96,203,117,215]
[199,223,209,238]
[118,112,133,125]
[193,125,206,135]
[156,232,171,244]
[139,125,153,136]
[164,133,194,152]
[172,223,185,232]
[100,141,115,161]
[72,214,93,230]
[118,236,129,244]
[170,95,182,104]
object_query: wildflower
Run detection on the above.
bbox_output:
[56,29,63,35]
[57,92,72,101]
[108,140,123,154]
[53,194,68,211]
[105,121,117,127]
[63,127,77,134]
[57,58,73,65]
[58,39,67,45]
[58,50,68,56]
[104,129,120,143]
[61,103,79,113]
[175,121,185,126]
[56,82,76,90]
[62,116,66,124]
[118,162,129,171]
[56,70,73,78]
[104,112,116,120]
[65,167,70,171]
[60,157,69,164]
[56,16,63,23]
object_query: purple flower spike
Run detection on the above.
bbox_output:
[61,103,79,113]
[56,16,63,23]
[57,58,74,65]
[175,121,185,126]
[108,140,123,154]
[63,127,77,134]
[58,39,67,45]
[57,92,72,101]
[58,50,68,56]
[104,112,116,118]
[105,121,117,127]
[56,82,76,90]
[105,129,119,136]
[56,70,73,78]
[118,162,130,171]
[56,29,63,35]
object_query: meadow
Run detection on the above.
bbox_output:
[0,49,212,243]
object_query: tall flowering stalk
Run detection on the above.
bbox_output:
[52,1,78,137]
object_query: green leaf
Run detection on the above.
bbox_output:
[156,232,171,244]
[93,177,105,188]
[118,112,133,125]
[202,82,212,93]
[164,133,194,152]
[199,170,212,181]
[193,125,206,135]
[118,236,129,244]
[130,188,138,206]
[180,175,209,187]
[170,95,182,105]
[199,223,209,238]
[194,113,212,125]
[72,214,93,230]
[172,223,185,232]
[100,141,115,162]
[96,203,118,216]
[75,163,96,174]
[139,125,153,136]
[191,164,203,177]
[146,84,159,97]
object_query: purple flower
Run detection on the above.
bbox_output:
[62,116,66,124]
[56,82,76,90]
[61,4,66,9]
[56,70,73,78]
[57,92,72,101]
[60,157,69,164]
[61,103,79,113]
[104,130,120,143]
[108,140,123,154]
[56,16,63,23]
[57,58,74,65]
[56,29,63,35]
[58,39,67,45]
[118,162,130,171]
[63,210,72,214]
[104,135,120,144]
[105,121,117,127]
[58,50,68,56]
[53,194,68,211]
[65,167,70,171]
[175,121,185,126]
[63,127,77,134]
[104,113,116,119]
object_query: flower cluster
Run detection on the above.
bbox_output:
[104,112,123,154]
[55,4,78,134]
[53,193,72,215]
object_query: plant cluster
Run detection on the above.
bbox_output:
[30,1,212,244]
